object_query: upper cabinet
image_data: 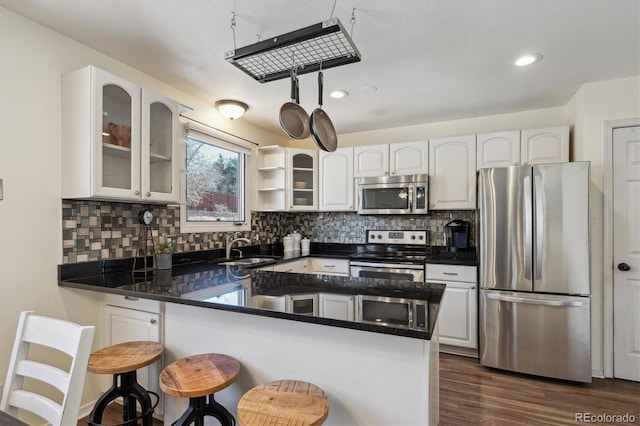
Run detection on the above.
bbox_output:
[287,148,318,211]
[429,135,477,210]
[62,65,179,203]
[476,130,521,169]
[520,125,569,165]
[319,147,354,211]
[477,126,569,169]
[353,144,389,177]
[256,146,317,211]
[354,141,428,178]
[390,141,429,175]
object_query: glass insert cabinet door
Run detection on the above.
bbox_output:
[288,149,318,210]
[141,91,179,203]
[98,73,141,198]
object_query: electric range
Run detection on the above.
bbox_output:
[350,230,429,282]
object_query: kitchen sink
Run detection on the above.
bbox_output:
[220,257,277,266]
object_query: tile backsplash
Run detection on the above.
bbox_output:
[62,200,476,263]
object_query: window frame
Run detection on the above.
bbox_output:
[179,123,254,233]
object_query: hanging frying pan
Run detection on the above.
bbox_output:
[310,71,337,152]
[279,69,310,139]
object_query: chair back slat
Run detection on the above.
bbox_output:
[15,360,70,394]
[0,311,95,426]
[8,390,62,426]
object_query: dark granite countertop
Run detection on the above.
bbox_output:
[424,246,478,266]
[58,246,445,340]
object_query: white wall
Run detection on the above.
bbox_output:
[565,75,640,376]
[0,5,286,411]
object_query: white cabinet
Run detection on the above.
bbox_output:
[62,65,179,203]
[102,294,164,413]
[354,141,428,178]
[425,264,477,356]
[256,146,317,211]
[521,125,569,164]
[288,149,318,211]
[477,126,569,169]
[354,144,389,177]
[308,258,350,276]
[319,293,355,321]
[389,141,429,175]
[319,147,355,211]
[428,135,477,210]
[273,259,307,273]
[476,130,521,169]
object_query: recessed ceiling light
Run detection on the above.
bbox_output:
[515,53,542,67]
[330,90,349,99]
[361,85,377,94]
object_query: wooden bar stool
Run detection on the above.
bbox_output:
[160,353,240,426]
[237,380,329,426]
[87,341,163,426]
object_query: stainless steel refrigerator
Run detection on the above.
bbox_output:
[478,162,591,383]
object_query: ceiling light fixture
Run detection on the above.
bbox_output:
[215,100,248,120]
[330,90,349,99]
[515,53,542,67]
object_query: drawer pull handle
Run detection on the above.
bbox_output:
[442,272,458,275]
[324,265,336,268]
[124,296,139,301]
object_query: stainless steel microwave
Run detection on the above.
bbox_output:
[357,174,428,215]
[357,295,428,331]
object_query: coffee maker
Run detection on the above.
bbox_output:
[444,220,470,252]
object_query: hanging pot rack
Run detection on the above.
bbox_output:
[224,18,361,83]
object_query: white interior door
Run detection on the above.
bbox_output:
[613,125,640,381]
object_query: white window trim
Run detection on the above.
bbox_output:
[179,122,255,233]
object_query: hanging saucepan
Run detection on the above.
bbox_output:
[279,69,310,139]
[310,71,337,152]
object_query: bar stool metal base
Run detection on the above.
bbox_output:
[172,394,235,426]
[88,370,156,426]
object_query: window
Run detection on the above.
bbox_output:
[180,123,253,232]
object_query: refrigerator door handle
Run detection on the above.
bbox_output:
[534,174,544,280]
[523,175,533,280]
[486,292,586,307]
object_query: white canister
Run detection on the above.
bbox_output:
[283,235,294,252]
[292,231,302,251]
[301,238,311,252]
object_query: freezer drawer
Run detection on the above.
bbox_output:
[480,290,591,382]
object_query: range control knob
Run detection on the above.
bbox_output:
[418,235,424,240]
[377,234,383,239]
[411,235,416,240]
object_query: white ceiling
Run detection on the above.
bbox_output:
[2,0,639,135]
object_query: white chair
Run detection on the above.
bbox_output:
[1,310,95,426]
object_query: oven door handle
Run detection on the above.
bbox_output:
[350,261,425,270]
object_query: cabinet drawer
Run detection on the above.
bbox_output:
[425,264,477,283]
[103,293,162,313]
[309,258,350,275]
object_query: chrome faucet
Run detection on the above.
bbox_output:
[226,232,251,259]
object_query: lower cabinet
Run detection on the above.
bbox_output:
[425,264,478,357]
[308,258,350,276]
[102,294,164,415]
[319,293,355,321]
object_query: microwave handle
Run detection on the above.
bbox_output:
[408,184,414,211]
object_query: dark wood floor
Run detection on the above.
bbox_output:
[79,353,640,425]
[440,353,640,425]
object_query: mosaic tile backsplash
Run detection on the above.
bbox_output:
[62,200,476,263]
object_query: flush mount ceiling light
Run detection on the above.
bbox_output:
[515,53,543,67]
[225,18,361,83]
[330,90,349,99]
[215,100,249,120]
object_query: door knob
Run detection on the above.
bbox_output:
[618,263,631,271]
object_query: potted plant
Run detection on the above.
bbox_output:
[154,241,173,270]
